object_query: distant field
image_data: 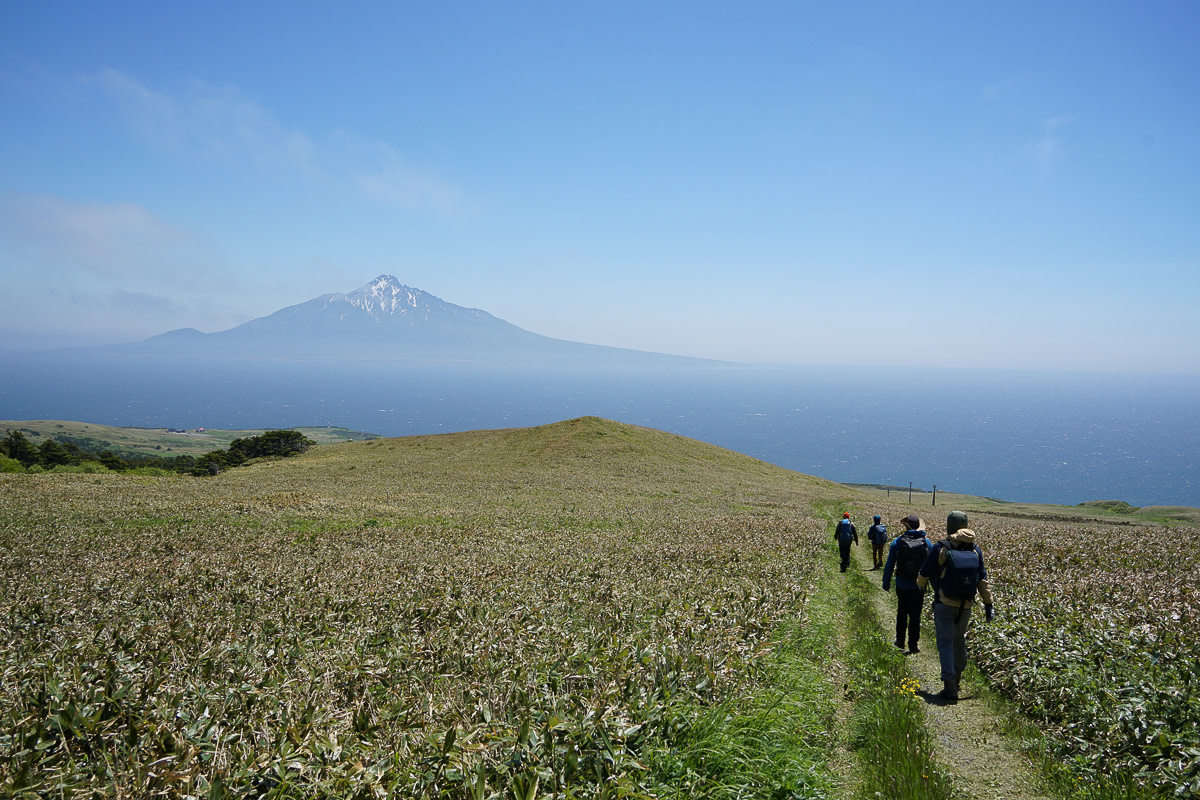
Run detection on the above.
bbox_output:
[846,482,1200,526]
[0,419,378,458]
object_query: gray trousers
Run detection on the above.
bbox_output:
[933,600,972,683]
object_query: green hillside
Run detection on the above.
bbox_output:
[1,417,850,799]
[1,417,1196,799]
[9,417,1194,522]
[0,419,378,459]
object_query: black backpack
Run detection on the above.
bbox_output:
[896,533,929,580]
[939,545,982,602]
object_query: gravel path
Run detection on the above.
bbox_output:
[855,545,1054,800]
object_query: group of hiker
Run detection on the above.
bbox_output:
[833,510,995,702]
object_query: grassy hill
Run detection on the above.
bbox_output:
[2,416,1196,799]
[9,417,1195,522]
[0,417,852,799]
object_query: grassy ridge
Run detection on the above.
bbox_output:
[12,419,1197,522]
[0,417,847,798]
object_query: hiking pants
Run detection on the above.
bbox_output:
[895,588,925,649]
[839,541,852,572]
[872,544,885,568]
[933,601,972,684]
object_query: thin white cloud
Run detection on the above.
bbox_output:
[82,69,317,174]
[0,193,190,279]
[356,143,467,214]
[1034,115,1071,168]
[81,69,466,213]
[111,288,187,315]
[0,193,253,344]
[82,69,179,144]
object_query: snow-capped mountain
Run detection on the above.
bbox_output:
[122,275,711,367]
[219,274,526,341]
[336,275,491,323]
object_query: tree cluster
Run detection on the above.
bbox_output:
[1,429,314,476]
[1,430,118,471]
[192,430,313,475]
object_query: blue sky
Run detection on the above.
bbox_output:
[2,2,1198,373]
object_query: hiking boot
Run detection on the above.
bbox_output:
[939,681,958,702]
[908,645,920,655]
[894,638,905,649]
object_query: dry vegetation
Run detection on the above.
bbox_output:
[977,517,1200,794]
[0,418,843,799]
[4,417,1198,799]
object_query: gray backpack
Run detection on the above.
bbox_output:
[896,533,929,580]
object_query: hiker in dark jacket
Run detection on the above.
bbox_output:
[834,512,858,573]
[917,510,995,702]
[882,514,932,654]
[867,514,889,570]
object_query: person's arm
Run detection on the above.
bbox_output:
[976,546,995,609]
[882,539,898,590]
[916,540,940,591]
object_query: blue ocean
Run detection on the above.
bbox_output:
[2,353,1197,508]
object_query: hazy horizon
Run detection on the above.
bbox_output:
[3,352,1197,507]
[2,270,1198,378]
[2,3,1198,374]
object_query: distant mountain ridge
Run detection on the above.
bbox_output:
[97,275,718,367]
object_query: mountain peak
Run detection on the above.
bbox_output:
[344,274,423,315]
[364,274,409,296]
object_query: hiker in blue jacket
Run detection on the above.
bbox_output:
[867,514,889,570]
[882,514,932,654]
[917,510,995,702]
[834,512,858,573]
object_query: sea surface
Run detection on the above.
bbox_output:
[2,353,1197,508]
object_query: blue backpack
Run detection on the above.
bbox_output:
[939,546,982,602]
[836,519,855,543]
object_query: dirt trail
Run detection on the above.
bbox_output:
[852,543,1053,800]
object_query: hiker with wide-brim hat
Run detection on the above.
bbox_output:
[917,510,996,701]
